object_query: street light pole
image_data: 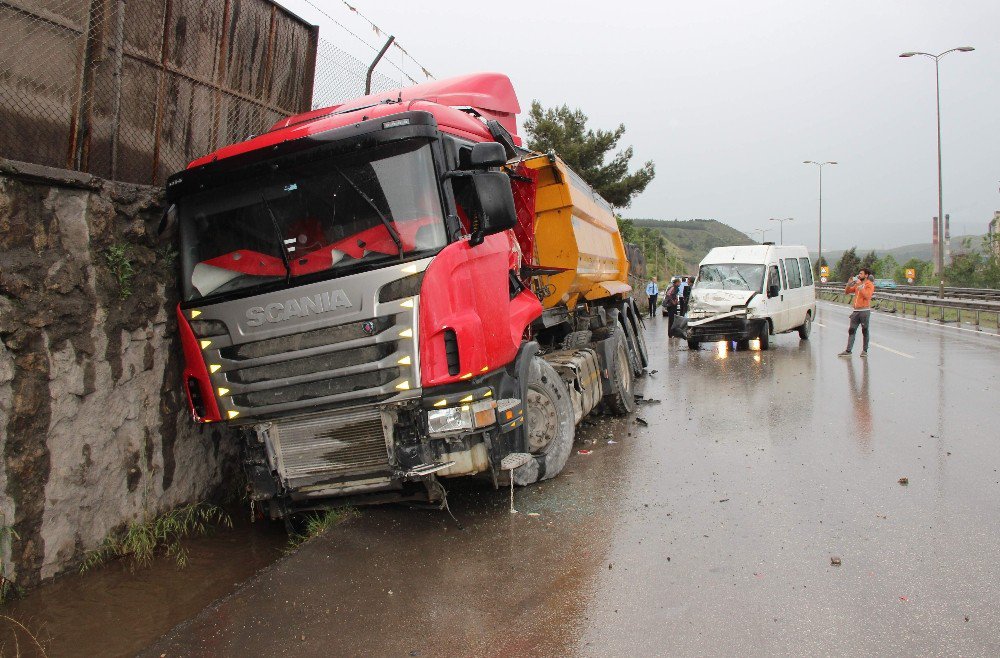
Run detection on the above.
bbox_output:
[769,217,794,245]
[803,161,837,274]
[900,46,975,298]
[751,228,772,243]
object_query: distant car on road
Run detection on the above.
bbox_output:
[874,278,897,289]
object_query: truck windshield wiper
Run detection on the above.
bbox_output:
[260,192,292,283]
[334,166,404,259]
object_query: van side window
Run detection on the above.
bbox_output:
[799,257,814,285]
[778,260,787,289]
[784,258,802,289]
[767,265,781,292]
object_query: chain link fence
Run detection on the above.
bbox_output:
[0,0,408,186]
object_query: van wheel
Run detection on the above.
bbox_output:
[687,338,701,351]
[758,322,770,351]
[603,327,636,415]
[513,357,575,486]
[798,313,812,339]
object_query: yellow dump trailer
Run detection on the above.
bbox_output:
[522,154,631,309]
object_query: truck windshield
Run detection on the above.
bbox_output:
[178,140,447,302]
[695,263,766,292]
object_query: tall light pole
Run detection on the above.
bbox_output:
[751,228,772,243]
[900,46,975,298]
[803,161,837,274]
[769,217,794,245]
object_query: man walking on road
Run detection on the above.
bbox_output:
[645,276,659,318]
[839,268,875,357]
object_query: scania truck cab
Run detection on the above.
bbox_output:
[165,73,645,519]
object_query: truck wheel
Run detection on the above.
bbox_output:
[620,314,644,378]
[798,312,812,339]
[513,357,575,486]
[603,328,636,415]
[562,330,593,350]
[626,300,649,368]
[758,321,770,351]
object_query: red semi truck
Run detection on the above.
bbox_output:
[163,73,647,520]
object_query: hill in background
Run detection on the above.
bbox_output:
[816,234,985,265]
[629,219,756,272]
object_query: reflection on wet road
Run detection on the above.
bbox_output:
[149,300,1000,656]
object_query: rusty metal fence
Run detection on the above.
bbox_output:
[0,0,402,186]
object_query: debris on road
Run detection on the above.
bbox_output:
[607,439,618,445]
[830,556,842,566]
[635,417,649,426]
[899,596,909,602]
[898,477,909,486]
[718,498,729,503]
[577,449,593,455]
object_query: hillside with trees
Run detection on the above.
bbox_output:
[628,219,756,273]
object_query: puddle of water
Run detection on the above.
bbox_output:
[1,514,287,658]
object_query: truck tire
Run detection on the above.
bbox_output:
[626,300,649,368]
[620,314,644,378]
[603,327,636,415]
[513,356,576,486]
[798,312,812,339]
[562,330,593,350]
[758,321,770,351]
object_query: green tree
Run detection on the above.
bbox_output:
[876,253,900,279]
[835,247,861,282]
[861,250,879,274]
[523,101,655,208]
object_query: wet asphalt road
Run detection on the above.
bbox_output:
[147,300,1000,657]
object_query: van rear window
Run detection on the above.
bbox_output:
[799,257,814,285]
[784,259,802,289]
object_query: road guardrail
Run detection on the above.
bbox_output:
[817,284,1000,333]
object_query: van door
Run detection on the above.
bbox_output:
[761,263,785,332]
[782,257,806,330]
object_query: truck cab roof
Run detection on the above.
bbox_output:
[186,73,522,170]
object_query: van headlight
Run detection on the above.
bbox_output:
[427,406,473,436]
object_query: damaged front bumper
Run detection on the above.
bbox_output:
[684,309,757,342]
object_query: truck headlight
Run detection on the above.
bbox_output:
[427,406,473,436]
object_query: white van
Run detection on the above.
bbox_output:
[683,245,816,351]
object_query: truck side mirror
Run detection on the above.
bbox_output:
[461,142,507,170]
[157,203,178,243]
[767,284,780,298]
[468,171,516,246]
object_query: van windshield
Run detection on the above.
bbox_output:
[695,263,766,292]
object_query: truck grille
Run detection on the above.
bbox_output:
[214,305,417,418]
[272,407,391,488]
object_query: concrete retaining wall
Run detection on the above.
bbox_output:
[0,159,234,589]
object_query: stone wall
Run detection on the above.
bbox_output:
[0,159,234,589]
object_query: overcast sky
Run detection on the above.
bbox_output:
[280,0,999,252]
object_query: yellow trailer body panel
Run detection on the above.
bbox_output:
[523,155,630,310]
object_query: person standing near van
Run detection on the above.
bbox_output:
[681,276,693,316]
[664,278,680,332]
[645,276,659,318]
[677,277,688,315]
[839,268,875,357]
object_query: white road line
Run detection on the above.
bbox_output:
[870,342,914,359]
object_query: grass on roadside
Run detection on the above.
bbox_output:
[287,508,356,550]
[80,503,232,573]
[0,522,21,605]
